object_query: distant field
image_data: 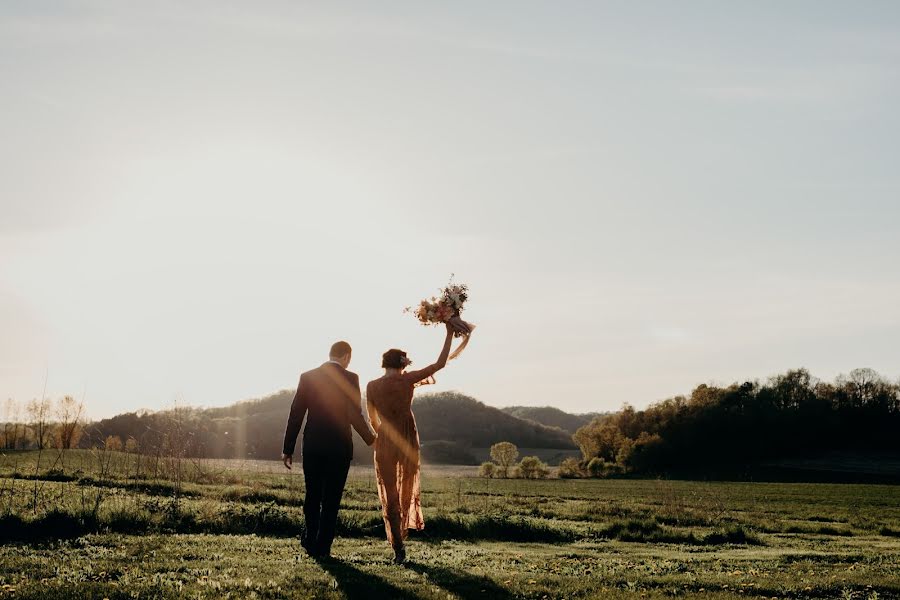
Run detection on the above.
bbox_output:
[0,449,898,599]
[467,446,581,465]
[203,458,482,478]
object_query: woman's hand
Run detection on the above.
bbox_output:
[448,316,470,335]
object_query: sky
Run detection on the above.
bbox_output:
[2,1,900,420]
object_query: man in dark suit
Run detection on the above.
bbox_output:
[282,340,376,558]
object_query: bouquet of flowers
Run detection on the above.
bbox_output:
[406,277,476,358]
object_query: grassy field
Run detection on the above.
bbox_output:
[0,449,898,599]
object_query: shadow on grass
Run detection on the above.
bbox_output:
[316,557,418,600]
[0,511,95,543]
[405,561,515,600]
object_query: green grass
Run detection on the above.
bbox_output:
[0,449,898,599]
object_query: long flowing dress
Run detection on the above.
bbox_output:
[365,365,438,549]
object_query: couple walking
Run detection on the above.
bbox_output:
[281,322,467,564]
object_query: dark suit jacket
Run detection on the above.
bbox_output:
[282,362,375,462]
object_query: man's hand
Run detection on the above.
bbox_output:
[282,453,293,470]
[367,433,377,447]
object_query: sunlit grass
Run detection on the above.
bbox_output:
[0,449,898,598]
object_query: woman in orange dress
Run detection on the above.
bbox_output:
[366,322,461,563]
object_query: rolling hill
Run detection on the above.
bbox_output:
[84,390,578,465]
[501,405,603,434]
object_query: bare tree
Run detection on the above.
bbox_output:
[54,395,85,450]
[837,368,889,409]
[479,461,496,478]
[26,397,53,450]
[518,455,550,479]
[2,398,23,449]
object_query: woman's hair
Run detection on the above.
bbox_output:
[382,348,409,369]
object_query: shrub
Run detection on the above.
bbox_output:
[104,435,123,451]
[479,462,496,478]
[518,456,550,479]
[586,457,624,478]
[558,457,582,479]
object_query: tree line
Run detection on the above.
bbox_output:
[1,396,222,462]
[1,396,85,451]
[4,367,898,479]
[568,368,900,477]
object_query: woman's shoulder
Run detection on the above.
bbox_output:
[366,376,394,392]
[369,374,414,393]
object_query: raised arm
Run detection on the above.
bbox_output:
[404,323,455,384]
[282,373,308,468]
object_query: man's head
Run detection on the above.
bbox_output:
[329,341,352,369]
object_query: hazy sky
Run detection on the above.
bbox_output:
[2,1,900,420]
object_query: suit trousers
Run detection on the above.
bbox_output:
[302,452,351,555]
